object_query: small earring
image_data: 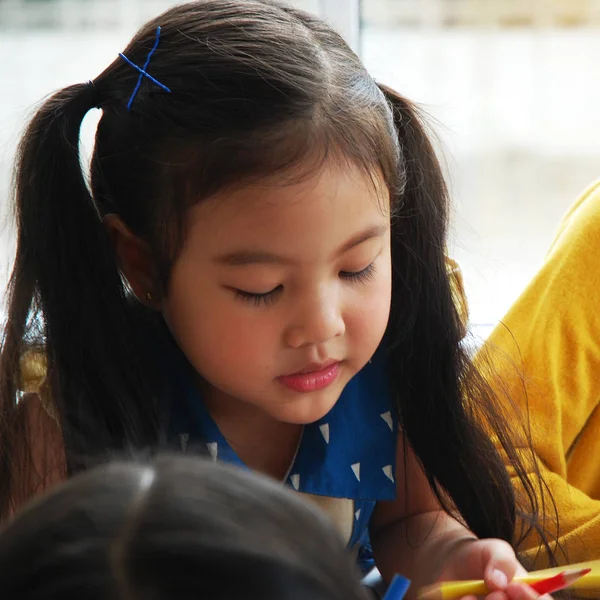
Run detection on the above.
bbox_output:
[145,291,153,302]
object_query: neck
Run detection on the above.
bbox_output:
[202,385,303,481]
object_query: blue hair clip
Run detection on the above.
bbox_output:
[382,574,411,600]
[119,25,172,111]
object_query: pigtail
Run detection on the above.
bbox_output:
[0,84,165,517]
[378,84,548,549]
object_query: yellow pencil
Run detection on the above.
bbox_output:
[417,560,600,600]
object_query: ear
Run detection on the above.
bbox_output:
[103,214,161,309]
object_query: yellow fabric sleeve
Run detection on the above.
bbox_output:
[20,350,47,394]
[483,180,600,565]
[19,350,58,424]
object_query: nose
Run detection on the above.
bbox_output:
[284,286,345,349]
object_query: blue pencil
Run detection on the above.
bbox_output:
[383,574,411,600]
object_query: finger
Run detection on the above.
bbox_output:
[483,591,509,600]
[486,568,509,591]
[482,542,520,590]
[504,582,539,600]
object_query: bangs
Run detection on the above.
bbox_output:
[176,102,401,207]
[148,103,400,283]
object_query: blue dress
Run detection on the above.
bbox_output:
[161,336,398,572]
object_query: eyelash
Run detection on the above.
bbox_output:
[340,263,376,284]
[234,286,282,307]
[234,263,376,307]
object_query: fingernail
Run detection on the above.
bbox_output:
[490,568,508,588]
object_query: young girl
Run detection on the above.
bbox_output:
[0,454,371,599]
[0,1,550,598]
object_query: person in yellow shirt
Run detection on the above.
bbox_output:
[482,180,600,566]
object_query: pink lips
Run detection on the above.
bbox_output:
[278,361,340,393]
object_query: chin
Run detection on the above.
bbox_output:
[271,391,341,425]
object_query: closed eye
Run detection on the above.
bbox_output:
[340,263,376,284]
[234,285,283,307]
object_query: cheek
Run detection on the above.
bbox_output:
[163,268,279,373]
[207,311,281,364]
[346,264,392,344]
[368,254,393,322]
[179,311,280,387]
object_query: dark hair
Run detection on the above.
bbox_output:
[0,454,370,599]
[0,0,552,560]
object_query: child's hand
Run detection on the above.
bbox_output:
[436,538,552,600]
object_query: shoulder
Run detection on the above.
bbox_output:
[551,178,600,241]
[495,180,600,333]
[483,181,600,410]
[545,179,600,278]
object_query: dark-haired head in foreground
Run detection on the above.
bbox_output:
[0,455,370,600]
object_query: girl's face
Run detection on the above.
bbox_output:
[162,161,392,425]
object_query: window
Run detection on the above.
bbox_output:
[0,0,346,290]
[2,0,598,328]
[362,0,600,326]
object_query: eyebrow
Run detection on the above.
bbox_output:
[214,224,388,267]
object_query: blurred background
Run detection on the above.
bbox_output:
[1,0,599,328]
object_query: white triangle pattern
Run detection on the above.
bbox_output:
[355,509,361,521]
[351,462,361,482]
[380,411,393,431]
[180,433,189,452]
[319,423,330,444]
[382,465,394,482]
[290,474,300,490]
[207,442,218,461]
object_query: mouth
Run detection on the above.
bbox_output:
[278,360,341,393]
[290,359,339,375]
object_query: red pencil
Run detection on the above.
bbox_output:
[529,568,591,595]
